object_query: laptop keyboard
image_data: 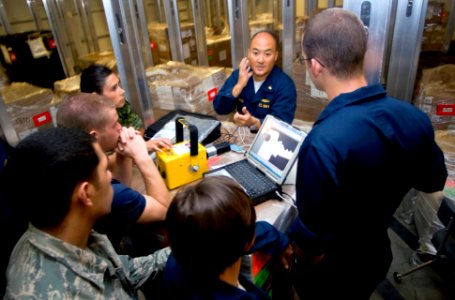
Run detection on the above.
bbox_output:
[225,160,279,198]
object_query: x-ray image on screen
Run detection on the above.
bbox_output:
[252,126,299,171]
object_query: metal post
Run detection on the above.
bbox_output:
[344,0,397,86]
[42,0,75,77]
[387,0,428,101]
[135,0,155,67]
[227,0,249,68]
[0,0,12,34]
[26,0,42,31]
[192,0,208,65]
[103,0,155,125]
[163,0,184,62]
[77,0,99,53]
[282,0,295,77]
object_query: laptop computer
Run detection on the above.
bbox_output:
[204,115,307,205]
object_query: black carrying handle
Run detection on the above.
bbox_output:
[175,117,198,157]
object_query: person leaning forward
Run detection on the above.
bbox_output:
[2,127,170,299]
[57,93,171,256]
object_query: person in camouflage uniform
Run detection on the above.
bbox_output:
[80,64,171,153]
[117,100,143,130]
[2,127,170,299]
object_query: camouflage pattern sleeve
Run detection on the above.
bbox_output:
[120,246,171,287]
[117,101,144,130]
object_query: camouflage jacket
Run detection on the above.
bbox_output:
[4,224,170,299]
[117,101,143,130]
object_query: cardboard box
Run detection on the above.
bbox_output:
[416,64,455,130]
[146,61,226,115]
[0,82,56,145]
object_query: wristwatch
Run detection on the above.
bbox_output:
[249,119,259,133]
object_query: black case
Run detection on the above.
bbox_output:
[144,110,221,145]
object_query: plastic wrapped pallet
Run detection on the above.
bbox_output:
[77,51,116,73]
[436,129,455,199]
[413,129,455,256]
[416,64,455,131]
[0,82,55,144]
[146,61,226,116]
[53,74,81,103]
[414,191,445,255]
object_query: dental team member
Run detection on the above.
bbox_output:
[213,30,297,130]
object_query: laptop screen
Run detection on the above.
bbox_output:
[247,115,307,185]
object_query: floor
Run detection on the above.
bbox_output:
[370,205,454,300]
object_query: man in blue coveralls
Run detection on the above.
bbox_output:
[288,8,448,300]
[213,30,296,130]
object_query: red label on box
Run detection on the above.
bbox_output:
[48,38,56,49]
[436,104,455,116]
[32,111,52,127]
[207,87,218,102]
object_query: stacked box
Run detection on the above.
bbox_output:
[207,34,231,67]
[1,82,55,143]
[146,61,226,115]
[77,51,116,72]
[421,1,450,51]
[435,129,455,199]
[148,22,198,66]
[53,74,81,103]
[416,64,455,131]
[292,61,329,122]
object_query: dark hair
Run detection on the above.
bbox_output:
[166,176,256,282]
[80,64,113,94]
[302,8,367,79]
[250,30,279,51]
[2,127,98,228]
[57,92,115,132]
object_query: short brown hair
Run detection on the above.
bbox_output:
[302,8,367,79]
[57,92,115,132]
[166,176,256,282]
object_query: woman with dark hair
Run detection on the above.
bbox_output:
[80,64,171,152]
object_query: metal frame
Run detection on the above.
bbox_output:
[42,0,75,77]
[305,0,317,16]
[227,0,249,67]
[135,0,154,67]
[76,0,99,53]
[26,0,42,31]
[344,0,397,85]
[103,0,155,124]
[192,0,208,65]
[282,0,296,77]
[164,0,184,62]
[0,0,11,34]
[387,0,428,101]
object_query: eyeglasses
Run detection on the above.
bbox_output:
[298,56,326,68]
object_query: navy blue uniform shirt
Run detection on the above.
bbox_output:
[289,83,447,255]
[214,66,296,124]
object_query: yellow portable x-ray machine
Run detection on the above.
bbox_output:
[156,117,208,189]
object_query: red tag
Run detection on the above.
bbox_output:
[436,104,455,116]
[207,87,218,102]
[32,111,52,127]
[10,52,16,62]
[150,41,156,49]
[47,38,56,49]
